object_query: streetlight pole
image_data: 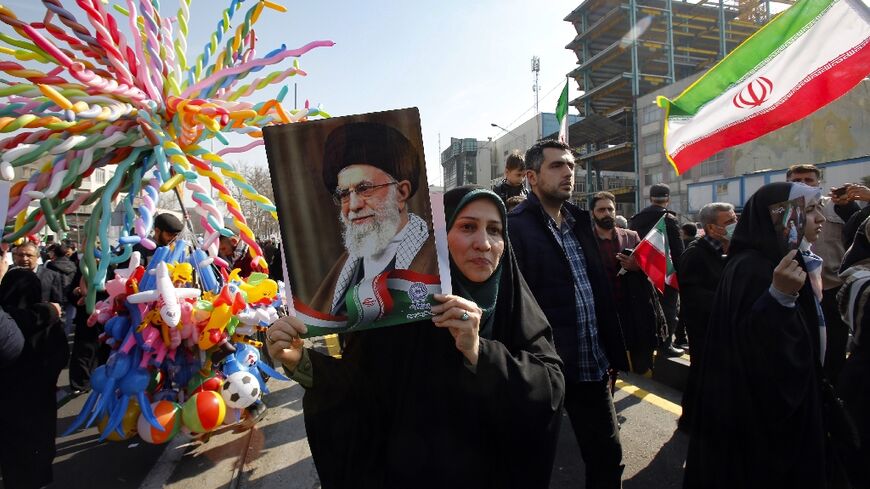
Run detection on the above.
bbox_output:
[490,123,521,138]
[531,56,540,139]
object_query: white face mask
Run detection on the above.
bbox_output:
[724,222,737,240]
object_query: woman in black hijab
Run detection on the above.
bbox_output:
[836,216,870,488]
[0,268,68,488]
[266,186,564,489]
[683,181,837,489]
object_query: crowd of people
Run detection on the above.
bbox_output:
[1,134,868,488]
[266,138,869,489]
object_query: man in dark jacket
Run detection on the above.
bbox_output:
[630,183,684,356]
[46,243,78,333]
[676,202,736,431]
[509,139,628,489]
[12,242,64,305]
[591,191,665,376]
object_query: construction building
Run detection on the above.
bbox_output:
[563,0,789,209]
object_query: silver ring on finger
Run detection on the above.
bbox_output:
[460,311,470,321]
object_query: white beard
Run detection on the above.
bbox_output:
[340,186,402,258]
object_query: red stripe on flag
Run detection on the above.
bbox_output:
[387,269,441,284]
[672,40,870,174]
[633,238,667,293]
[293,299,348,321]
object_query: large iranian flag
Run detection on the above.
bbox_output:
[633,215,679,293]
[657,0,870,175]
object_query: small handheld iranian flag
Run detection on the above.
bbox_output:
[556,80,570,144]
[658,0,870,175]
[633,215,679,293]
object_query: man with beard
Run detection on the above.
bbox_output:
[591,192,664,376]
[308,122,437,316]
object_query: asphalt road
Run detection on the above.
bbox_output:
[7,365,689,489]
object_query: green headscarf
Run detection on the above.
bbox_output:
[443,186,507,339]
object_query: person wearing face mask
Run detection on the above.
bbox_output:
[675,202,736,432]
[591,191,665,376]
[683,182,851,489]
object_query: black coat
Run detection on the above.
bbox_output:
[835,218,870,488]
[676,237,727,349]
[0,269,67,489]
[301,236,565,489]
[507,192,629,379]
[45,256,77,305]
[629,204,684,270]
[35,264,65,304]
[684,182,828,489]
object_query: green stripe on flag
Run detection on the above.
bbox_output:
[556,81,569,121]
[659,0,834,117]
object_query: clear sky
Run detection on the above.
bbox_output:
[2,0,580,187]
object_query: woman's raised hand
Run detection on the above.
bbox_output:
[772,249,807,296]
[432,294,482,366]
[266,315,307,371]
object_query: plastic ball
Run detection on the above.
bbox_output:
[186,370,223,396]
[138,400,181,444]
[221,371,261,409]
[182,391,226,433]
[97,398,141,441]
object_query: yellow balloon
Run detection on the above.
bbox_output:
[97,398,142,441]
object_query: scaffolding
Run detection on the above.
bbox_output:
[564,0,790,206]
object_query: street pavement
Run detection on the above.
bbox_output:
[2,350,690,489]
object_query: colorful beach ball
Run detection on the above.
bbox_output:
[182,391,226,433]
[138,400,182,444]
[97,398,141,441]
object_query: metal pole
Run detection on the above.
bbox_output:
[630,0,642,211]
[666,0,676,84]
[719,0,727,59]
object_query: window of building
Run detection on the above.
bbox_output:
[643,107,661,124]
[644,171,663,186]
[698,153,725,177]
[643,135,660,156]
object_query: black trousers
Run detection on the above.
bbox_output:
[821,286,849,385]
[68,307,107,391]
[659,286,679,345]
[564,378,624,489]
[680,315,709,429]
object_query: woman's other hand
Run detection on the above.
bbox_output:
[772,249,807,296]
[266,315,307,371]
[432,294,482,366]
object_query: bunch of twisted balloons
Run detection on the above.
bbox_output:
[0,0,333,310]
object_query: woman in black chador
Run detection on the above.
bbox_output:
[837,216,870,488]
[683,182,842,489]
[267,186,564,489]
[0,268,68,488]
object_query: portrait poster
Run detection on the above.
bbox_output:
[768,196,806,255]
[264,108,443,338]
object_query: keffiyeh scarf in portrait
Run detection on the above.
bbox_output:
[332,212,430,312]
